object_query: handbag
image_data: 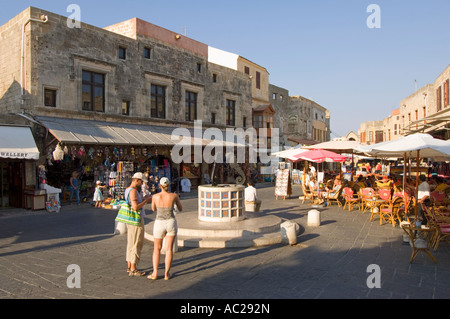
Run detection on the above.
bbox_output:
[115,189,141,226]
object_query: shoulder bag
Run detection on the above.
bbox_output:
[115,188,141,226]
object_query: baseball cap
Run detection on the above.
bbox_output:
[132,172,148,183]
[160,177,170,186]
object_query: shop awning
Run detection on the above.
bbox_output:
[0,125,40,160]
[36,116,246,148]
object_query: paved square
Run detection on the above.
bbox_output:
[0,183,449,300]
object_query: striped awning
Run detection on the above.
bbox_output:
[36,116,246,148]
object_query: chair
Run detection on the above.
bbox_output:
[378,188,391,204]
[360,188,376,214]
[300,183,316,205]
[430,191,449,213]
[324,185,343,207]
[422,204,450,251]
[401,221,437,264]
[342,187,360,211]
[379,196,404,227]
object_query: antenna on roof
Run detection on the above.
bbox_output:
[183,25,187,36]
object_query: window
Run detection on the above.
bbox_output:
[151,84,166,118]
[445,79,449,107]
[196,63,202,73]
[44,88,57,107]
[243,117,247,128]
[212,73,217,83]
[244,66,250,75]
[82,70,105,112]
[256,71,261,89]
[185,91,197,121]
[437,86,442,111]
[211,112,216,124]
[144,47,152,59]
[118,47,126,60]
[122,100,130,115]
[253,115,263,128]
[272,93,277,100]
[226,99,235,126]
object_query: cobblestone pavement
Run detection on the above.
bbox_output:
[1,183,449,301]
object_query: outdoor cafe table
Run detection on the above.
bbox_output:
[366,198,387,224]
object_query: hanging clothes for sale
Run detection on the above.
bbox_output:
[180,178,191,192]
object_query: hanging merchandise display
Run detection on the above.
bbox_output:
[52,143,64,161]
[44,143,175,209]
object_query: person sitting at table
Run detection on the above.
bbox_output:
[309,176,324,204]
[357,175,366,189]
[435,177,450,193]
[376,175,392,189]
[324,177,342,200]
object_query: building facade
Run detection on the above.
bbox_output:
[357,64,450,144]
[0,6,332,207]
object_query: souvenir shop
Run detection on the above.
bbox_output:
[0,125,40,210]
[43,143,177,205]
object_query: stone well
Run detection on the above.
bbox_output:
[198,184,245,222]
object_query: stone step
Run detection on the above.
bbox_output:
[143,211,286,248]
[176,231,282,248]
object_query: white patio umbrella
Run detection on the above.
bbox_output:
[303,140,363,154]
[271,144,309,161]
[355,133,450,160]
[356,133,450,217]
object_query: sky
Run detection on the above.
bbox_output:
[1,0,449,138]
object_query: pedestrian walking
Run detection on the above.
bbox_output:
[148,177,182,280]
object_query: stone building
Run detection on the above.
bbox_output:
[358,120,384,145]
[280,95,330,147]
[357,64,450,144]
[0,7,254,207]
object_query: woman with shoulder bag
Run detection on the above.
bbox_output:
[123,172,152,276]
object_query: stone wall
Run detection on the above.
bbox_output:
[0,7,253,131]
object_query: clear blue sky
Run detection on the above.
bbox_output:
[1,0,449,138]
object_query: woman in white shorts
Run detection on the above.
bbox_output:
[148,177,182,280]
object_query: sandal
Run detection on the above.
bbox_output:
[147,274,158,280]
[164,273,171,280]
[129,269,145,277]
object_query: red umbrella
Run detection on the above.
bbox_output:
[293,149,347,163]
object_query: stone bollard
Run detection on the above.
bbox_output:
[280,221,299,245]
[307,209,321,227]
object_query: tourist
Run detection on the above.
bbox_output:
[69,171,80,205]
[125,172,152,276]
[93,180,106,208]
[417,174,431,225]
[245,180,262,212]
[148,177,182,280]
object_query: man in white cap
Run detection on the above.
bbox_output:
[125,172,152,276]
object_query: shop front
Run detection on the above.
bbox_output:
[36,117,183,205]
[0,125,40,209]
